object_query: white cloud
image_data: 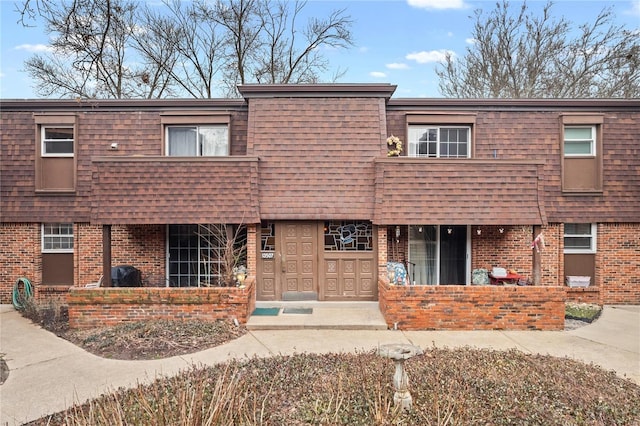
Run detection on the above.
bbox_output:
[386,63,409,70]
[370,71,387,78]
[626,0,640,16]
[406,50,454,64]
[407,0,467,10]
[465,38,476,45]
[15,44,53,53]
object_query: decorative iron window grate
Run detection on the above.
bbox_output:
[324,221,373,251]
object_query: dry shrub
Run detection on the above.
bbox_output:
[28,348,640,426]
[19,298,69,334]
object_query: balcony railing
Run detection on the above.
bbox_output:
[91,156,260,224]
[374,158,546,225]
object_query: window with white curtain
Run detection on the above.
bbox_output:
[166,125,228,156]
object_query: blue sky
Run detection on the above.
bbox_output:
[1,0,639,99]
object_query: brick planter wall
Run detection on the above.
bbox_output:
[68,278,256,329]
[36,285,71,304]
[378,280,565,330]
[565,287,600,304]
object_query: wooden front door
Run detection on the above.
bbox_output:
[257,221,318,301]
[256,221,377,301]
[281,222,318,299]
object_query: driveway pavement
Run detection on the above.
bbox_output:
[1,304,638,425]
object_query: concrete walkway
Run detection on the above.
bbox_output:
[1,304,638,425]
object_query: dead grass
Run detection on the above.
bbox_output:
[18,299,640,425]
[27,349,640,425]
[62,319,246,360]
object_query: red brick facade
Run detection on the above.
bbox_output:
[598,223,640,304]
[68,279,255,329]
[379,281,565,330]
[0,223,39,304]
[2,88,639,329]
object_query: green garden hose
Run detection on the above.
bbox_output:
[12,277,33,310]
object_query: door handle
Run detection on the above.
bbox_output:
[281,254,286,273]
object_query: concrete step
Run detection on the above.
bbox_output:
[246,301,388,330]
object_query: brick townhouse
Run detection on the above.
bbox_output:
[1,84,639,310]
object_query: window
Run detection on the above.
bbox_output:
[564,126,595,156]
[168,224,246,287]
[167,125,228,156]
[42,223,74,252]
[35,115,76,191]
[408,126,470,158]
[564,223,596,254]
[42,127,74,156]
[324,221,373,251]
[560,115,603,193]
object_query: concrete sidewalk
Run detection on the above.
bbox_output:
[1,304,638,425]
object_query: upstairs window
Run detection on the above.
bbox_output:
[167,125,228,156]
[564,126,595,156]
[564,223,596,254]
[35,114,76,192]
[561,114,603,193]
[408,126,471,158]
[42,127,74,157]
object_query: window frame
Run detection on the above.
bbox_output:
[161,113,231,157]
[407,125,472,158]
[564,125,596,157]
[404,113,476,159]
[560,114,604,193]
[41,126,75,157]
[165,124,230,157]
[41,223,74,253]
[564,223,597,254]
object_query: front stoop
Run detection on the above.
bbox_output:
[246,301,388,330]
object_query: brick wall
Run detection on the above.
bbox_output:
[0,223,39,304]
[472,225,532,280]
[378,280,565,330]
[77,224,166,286]
[77,223,102,286]
[36,286,70,304]
[68,278,256,329]
[598,223,640,304]
[387,224,567,287]
[566,287,601,304]
[378,226,388,279]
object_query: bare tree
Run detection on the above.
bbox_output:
[436,1,640,98]
[17,0,354,99]
[197,224,247,287]
[23,0,173,98]
[254,1,352,85]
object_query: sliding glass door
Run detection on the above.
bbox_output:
[409,225,468,285]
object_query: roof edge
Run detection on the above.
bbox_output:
[238,83,397,99]
[0,98,247,111]
[388,98,640,110]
